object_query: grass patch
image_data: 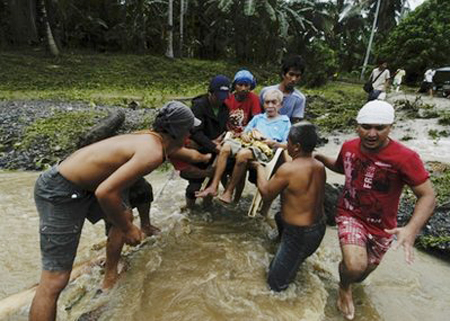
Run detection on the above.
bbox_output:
[430,168,450,205]
[428,129,450,140]
[21,109,107,155]
[304,82,365,132]
[417,235,450,249]
[438,112,450,126]
[0,50,277,107]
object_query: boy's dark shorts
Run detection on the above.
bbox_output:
[34,166,98,271]
[34,166,153,271]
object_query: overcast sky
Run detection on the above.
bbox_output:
[409,0,426,10]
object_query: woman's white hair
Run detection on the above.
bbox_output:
[263,88,283,104]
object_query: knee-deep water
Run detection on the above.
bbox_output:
[1,168,449,321]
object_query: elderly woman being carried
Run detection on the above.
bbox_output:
[196,88,291,204]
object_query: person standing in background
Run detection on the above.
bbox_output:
[392,68,406,93]
[367,60,390,101]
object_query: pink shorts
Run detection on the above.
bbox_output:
[336,215,394,265]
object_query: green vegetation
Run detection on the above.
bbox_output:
[429,165,450,205]
[305,82,365,132]
[438,112,450,126]
[428,129,450,140]
[417,235,450,250]
[0,52,367,135]
[0,51,277,108]
[21,110,107,167]
[379,0,450,81]
[22,110,107,150]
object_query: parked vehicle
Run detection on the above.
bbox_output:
[433,67,450,97]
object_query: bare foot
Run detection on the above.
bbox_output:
[102,262,126,291]
[141,224,161,237]
[218,191,233,204]
[195,186,218,198]
[101,272,119,291]
[337,283,355,320]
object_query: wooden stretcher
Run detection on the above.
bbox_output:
[247,148,283,217]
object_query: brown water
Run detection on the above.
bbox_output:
[1,168,450,321]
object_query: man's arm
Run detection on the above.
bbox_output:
[170,147,211,164]
[190,128,217,153]
[385,179,436,264]
[253,162,289,202]
[263,139,287,149]
[314,153,344,174]
[95,149,162,245]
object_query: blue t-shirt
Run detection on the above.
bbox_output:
[244,114,291,143]
[259,85,306,119]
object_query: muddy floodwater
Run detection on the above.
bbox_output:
[1,165,449,321]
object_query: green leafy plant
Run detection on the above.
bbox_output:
[22,110,107,151]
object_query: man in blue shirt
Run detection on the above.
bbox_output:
[259,55,306,124]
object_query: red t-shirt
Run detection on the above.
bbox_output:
[169,137,191,171]
[335,138,429,237]
[224,92,262,133]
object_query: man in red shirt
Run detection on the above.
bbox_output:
[224,69,261,134]
[315,100,435,320]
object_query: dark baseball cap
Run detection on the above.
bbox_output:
[209,75,231,102]
[155,101,201,138]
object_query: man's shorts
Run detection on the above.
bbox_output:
[336,215,393,265]
[34,166,98,271]
[34,166,153,271]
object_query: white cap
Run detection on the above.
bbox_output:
[356,101,395,124]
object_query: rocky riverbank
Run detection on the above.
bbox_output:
[0,100,157,170]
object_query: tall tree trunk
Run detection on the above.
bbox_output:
[138,0,147,51]
[165,0,174,58]
[41,0,59,56]
[179,0,185,57]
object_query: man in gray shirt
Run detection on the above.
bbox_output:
[259,55,306,124]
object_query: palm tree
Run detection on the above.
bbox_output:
[338,0,408,76]
[205,0,317,62]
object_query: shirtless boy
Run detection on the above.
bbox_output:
[252,122,326,291]
[30,101,200,321]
